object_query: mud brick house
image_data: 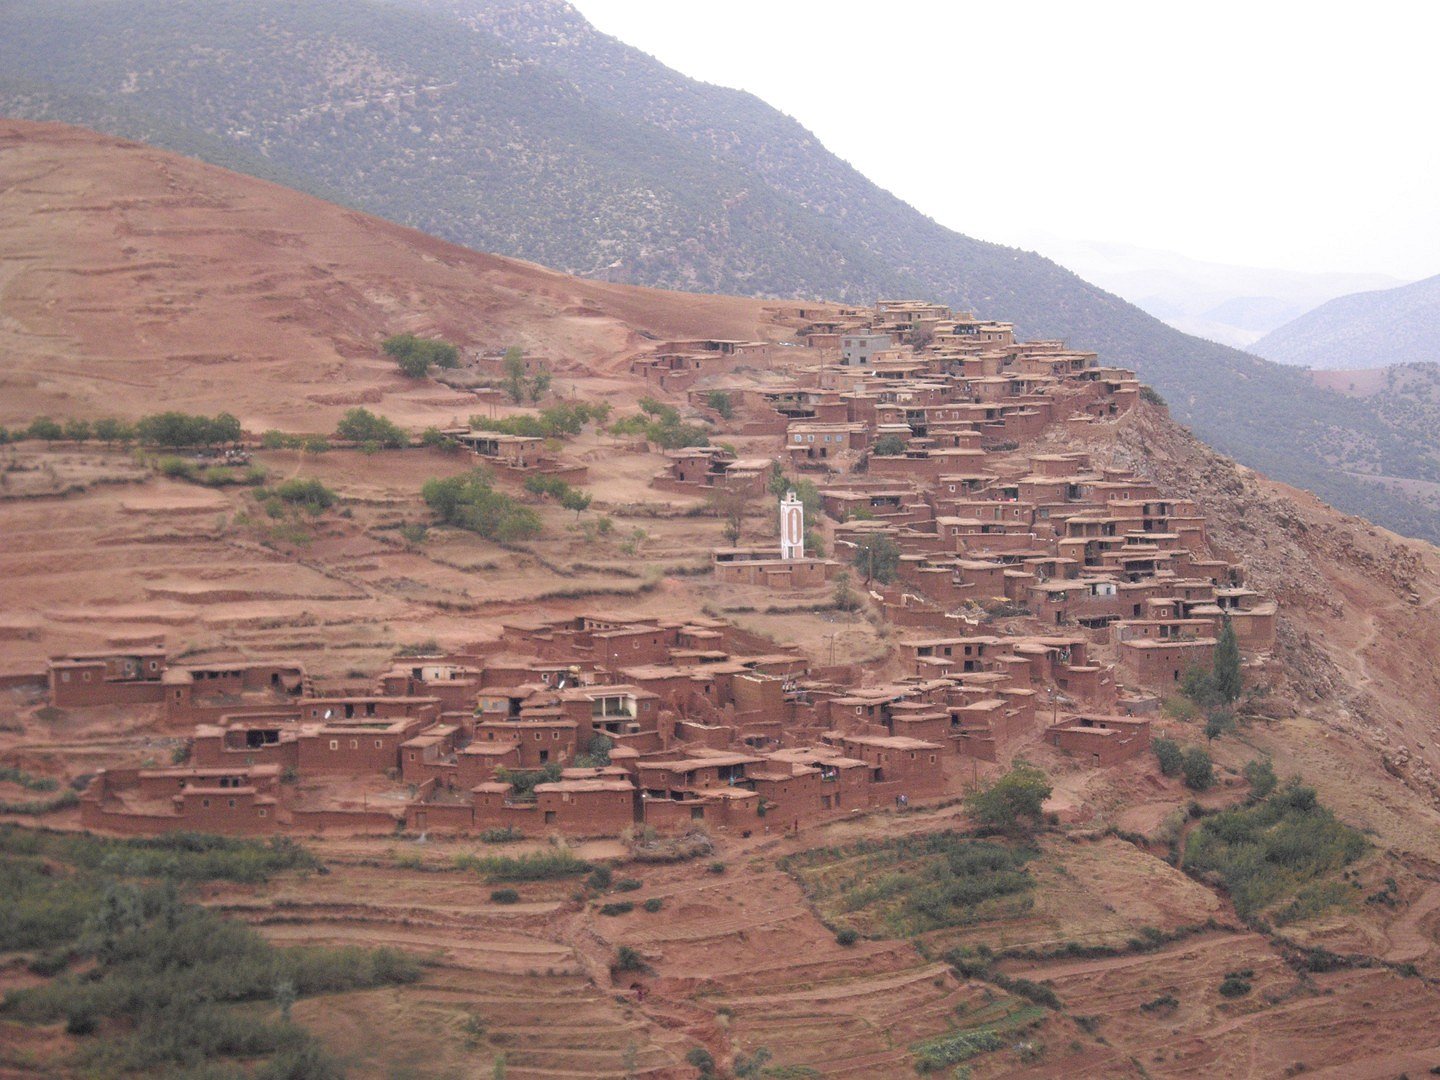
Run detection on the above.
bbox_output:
[164,663,307,723]
[711,548,837,588]
[48,648,168,707]
[786,421,872,464]
[82,764,282,835]
[652,447,772,498]
[1045,714,1152,765]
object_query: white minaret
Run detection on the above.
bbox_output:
[780,489,805,560]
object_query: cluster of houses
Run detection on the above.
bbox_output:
[57,618,949,837]
[46,299,1274,840]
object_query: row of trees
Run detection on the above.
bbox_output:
[471,401,611,440]
[610,398,710,450]
[3,412,241,449]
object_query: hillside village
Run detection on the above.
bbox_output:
[37,300,1276,841]
[15,122,1440,1079]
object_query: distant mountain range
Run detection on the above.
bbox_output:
[1025,236,1403,349]
[1254,274,1440,370]
[3,0,1440,538]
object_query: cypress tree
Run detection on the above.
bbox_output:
[1214,617,1242,703]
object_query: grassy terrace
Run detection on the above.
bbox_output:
[780,832,1036,940]
[0,826,424,1077]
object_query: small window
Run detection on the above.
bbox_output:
[82,671,91,682]
[259,808,267,817]
[349,739,358,750]
[329,740,338,751]
[228,798,236,809]
[202,798,210,808]
[61,672,71,683]
[374,740,382,749]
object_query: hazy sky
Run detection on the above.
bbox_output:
[571,0,1438,280]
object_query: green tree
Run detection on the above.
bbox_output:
[93,417,134,446]
[710,487,749,544]
[26,416,64,442]
[560,487,593,518]
[734,1047,773,1078]
[832,570,861,612]
[501,345,527,403]
[853,534,901,584]
[335,408,407,449]
[1181,746,1214,791]
[1153,737,1183,777]
[63,418,92,444]
[872,433,907,456]
[383,333,459,378]
[1204,708,1235,743]
[705,390,734,420]
[422,469,542,542]
[1214,618,1242,704]
[964,762,1052,834]
[1243,758,1277,799]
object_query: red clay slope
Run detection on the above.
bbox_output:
[0,119,825,432]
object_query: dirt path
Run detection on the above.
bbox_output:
[1382,879,1440,963]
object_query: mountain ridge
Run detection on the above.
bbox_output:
[2,0,1440,537]
[1254,272,1440,370]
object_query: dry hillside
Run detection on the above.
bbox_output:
[0,119,822,432]
[7,120,1440,1078]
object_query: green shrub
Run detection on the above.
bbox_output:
[1181,746,1214,791]
[490,889,520,904]
[685,1047,717,1079]
[274,477,337,512]
[1218,975,1251,998]
[599,901,634,916]
[834,927,859,946]
[872,433,907,456]
[478,827,523,844]
[615,878,643,892]
[613,945,645,972]
[704,390,734,419]
[335,408,407,449]
[964,763,1051,834]
[1184,779,1366,918]
[1153,737,1183,776]
[783,834,1034,939]
[707,861,727,874]
[0,766,59,792]
[383,333,459,377]
[587,866,613,891]
[134,411,241,448]
[422,469,543,542]
[1244,758,1278,799]
[461,849,590,882]
[642,897,663,913]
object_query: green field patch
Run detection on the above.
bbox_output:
[780,832,1036,939]
[1184,779,1366,921]
[911,999,1046,1073]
